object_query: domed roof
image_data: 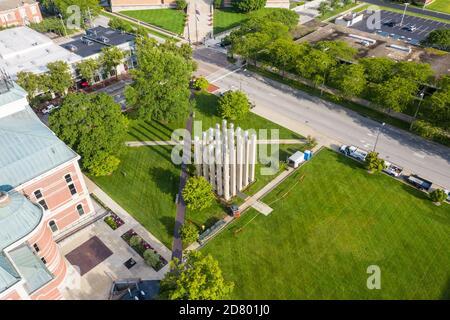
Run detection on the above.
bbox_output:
[0,191,43,251]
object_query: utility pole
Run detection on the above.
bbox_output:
[410,91,425,131]
[87,7,94,28]
[373,122,385,152]
[400,3,409,27]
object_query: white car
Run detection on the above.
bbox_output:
[383,161,403,177]
[445,190,450,202]
[42,104,59,114]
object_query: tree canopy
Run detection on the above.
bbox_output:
[365,151,385,173]
[422,29,450,52]
[49,93,128,176]
[179,223,200,245]
[182,176,215,211]
[46,61,73,97]
[232,0,266,13]
[16,71,47,100]
[330,63,366,98]
[125,38,193,122]
[42,0,101,28]
[77,58,99,84]
[218,90,250,121]
[160,251,234,300]
[100,46,124,78]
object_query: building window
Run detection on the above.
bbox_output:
[33,243,40,252]
[94,75,100,83]
[76,204,85,216]
[64,174,73,183]
[68,183,77,195]
[49,220,58,233]
[34,190,48,210]
[41,257,47,264]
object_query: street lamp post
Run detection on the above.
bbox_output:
[400,3,409,27]
[410,91,425,130]
[373,122,385,152]
[58,14,68,37]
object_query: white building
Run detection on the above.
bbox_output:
[335,12,364,27]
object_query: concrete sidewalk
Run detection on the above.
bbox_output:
[185,0,213,44]
[83,175,172,262]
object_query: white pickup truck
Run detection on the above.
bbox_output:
[339,145,368,162]
[383,161,403,177]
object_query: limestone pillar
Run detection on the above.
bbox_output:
[194,136,201,175]
[228,123,236,196]
[215,139,223,196]
[249,133,257,183]
[223,148,230,201]
[243,131,250,187]
[236,127,243,191]
[202,132,209,179]
[208,143,216,191]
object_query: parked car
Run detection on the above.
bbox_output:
[404,25,417,32]
[384,21,398,27]
[383,161,403,177]
[339,145,368,162]
[41,104,59,114]
[228,204,240,217]
[405,174,432,191]
[445,190,450,203]
[360,40,371,47]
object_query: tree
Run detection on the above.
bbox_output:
[315,40,358,61]
[16,71,46,100]
[330,0,340,8]
[160,251,234,300]
[100,46,124,79]
[429,189,448,205]
[179,223,200,245]
[46,61,73,97]
[395,61,434,84]
[108,17,133,32]
[267,38,299,74]
[365,151,385,173]
[371,77,418,112]
[232,0,266,13]
[77,58,99,84]
[360,57,395,84]
[125,38,192,122]
[144,249,162,269]
[193,77,209,91]
[295,45,336,81]
[182,176,215,211]
[248,8,299,30]
[330,64,366,97]
[176,0,187,10]
[422,29,450,52]
[48,93,128,176]
[318,2,330,16]
[429,89,450,131]
[45,0,101,28]
[218,90,250,121]
[214,0,222,8]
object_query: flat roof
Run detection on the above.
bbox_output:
[0,26,81,77]
[61,26,135,58]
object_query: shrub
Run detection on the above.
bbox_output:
[218,90,250,121]
[86,154,121,177]
[365,151,385,173]
[193,77,209,91]
[144,249,162,269]
[176,0,188,10]
[430,189,447,205]
[180,223,200,245]
[232,0,266,13]
[104,216,118,229]
[182,176,215,211]
[129,235,142,248]
[214,0,222,8]
[411,120,450,147]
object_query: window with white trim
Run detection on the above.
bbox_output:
[33,190,48,210]
[64,174,77,195]
[49,220,58,232]
[76,204,85,216]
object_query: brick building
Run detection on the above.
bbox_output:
[0,0,42,27]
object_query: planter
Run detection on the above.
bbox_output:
[104,212,125,230]
[121,229,168,271]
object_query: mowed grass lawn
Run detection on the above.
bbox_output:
[121,9,186,34]
[91,146,179,248]
[203,149,450,299]
[426,0,450,15]
[213,8,282,34]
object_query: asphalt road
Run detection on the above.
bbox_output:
[363,0,450,21]
[195,48,450,189]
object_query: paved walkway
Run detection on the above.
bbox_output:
[172,113,193,260]
[83,175,172,262]
[185,0,213,44]
[125,139,306,147]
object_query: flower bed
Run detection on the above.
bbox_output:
[104,212,125,230]
[121,229,168,271]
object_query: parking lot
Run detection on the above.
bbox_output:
[350,10,449,44]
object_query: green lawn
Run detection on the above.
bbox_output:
[121,9,186,34]
[426,0,450,15]
[95,92,305,247]
[213,8,282,34]
[91,146,179,248]
[203,149,450,299]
